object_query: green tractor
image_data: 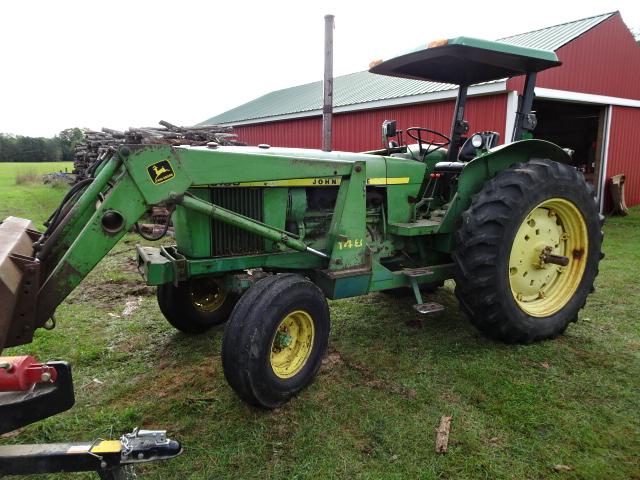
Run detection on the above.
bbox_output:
[0,37,603,409]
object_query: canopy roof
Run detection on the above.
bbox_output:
[369,37,561,85]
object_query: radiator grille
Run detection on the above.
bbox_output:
[210,188,264,257]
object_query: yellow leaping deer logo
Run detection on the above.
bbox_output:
[153,165,169,177]
[147,160,175,184]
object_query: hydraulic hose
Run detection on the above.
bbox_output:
[42,178,94,233]
[134,206,175,241]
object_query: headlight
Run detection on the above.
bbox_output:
[471,134,483,148]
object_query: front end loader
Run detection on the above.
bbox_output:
[0,36,603,410]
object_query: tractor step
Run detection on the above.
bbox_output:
[413,302,445,315]
[388,219,440,236]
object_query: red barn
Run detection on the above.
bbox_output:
[203,12,640,210]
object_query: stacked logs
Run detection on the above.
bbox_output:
[73,120,243,181]
[72,130,125,179]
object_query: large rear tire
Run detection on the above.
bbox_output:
[453,159,604,343]
[157,276,237,334]
[221,274,330,408]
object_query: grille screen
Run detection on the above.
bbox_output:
[210,188,264,257]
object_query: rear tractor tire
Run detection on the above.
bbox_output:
[157,276,237,334]
[221,274,330,408]
[453,159,603,343]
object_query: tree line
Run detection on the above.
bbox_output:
[0,128,84,163]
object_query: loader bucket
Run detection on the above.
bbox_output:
[0,217,41,350]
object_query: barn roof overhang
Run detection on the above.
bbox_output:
[534,88,640,108]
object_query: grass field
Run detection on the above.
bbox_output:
[0,162,73,228]
[1,161,639,479]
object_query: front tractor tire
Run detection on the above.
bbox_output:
[221,274,330,409]
[453,159,603,343]
[157,276,237,334]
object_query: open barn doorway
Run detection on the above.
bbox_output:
[532,100,606,191]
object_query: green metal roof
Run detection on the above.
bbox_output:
[203,73,455,125]
[497,12,614,51]
[203,12,615,126]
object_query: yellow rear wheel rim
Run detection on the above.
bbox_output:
[189,278,227,313]
[508,198,588,317]
[270,310,315,379]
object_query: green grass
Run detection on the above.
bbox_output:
[1,164,639,479]
[0,162,73,228]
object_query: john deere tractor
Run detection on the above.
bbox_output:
[0,37,603,410]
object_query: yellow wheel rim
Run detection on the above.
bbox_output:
[270,310,315,379]
[189,278,227,313]
[508,198,588,317]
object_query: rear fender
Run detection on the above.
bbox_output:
[437,139,571,234]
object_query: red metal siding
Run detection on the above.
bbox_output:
[508,13,640,99]
[233,117,323,149]
[606,106,640,207]
[234,94,508,152]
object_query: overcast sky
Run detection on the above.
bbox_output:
[1,0,638,137]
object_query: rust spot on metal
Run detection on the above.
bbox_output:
[572,248,584,260]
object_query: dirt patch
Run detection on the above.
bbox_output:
[321,351,343,371]
[115,360,219,410]
[122,296,142,317]
[69,277,155,309]
[321,349,417,400]
[127,285,155,296]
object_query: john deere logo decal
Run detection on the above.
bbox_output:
[148,160,175,184]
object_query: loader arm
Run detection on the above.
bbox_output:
[1,144,360,350]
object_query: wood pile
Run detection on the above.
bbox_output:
[73,120,244,181]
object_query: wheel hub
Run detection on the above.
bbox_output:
[270,310,315,379]
[189,278,227,312]
[508,198,588,317]
[274,331,293,349]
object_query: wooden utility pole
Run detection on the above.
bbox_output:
[322,14,335,152]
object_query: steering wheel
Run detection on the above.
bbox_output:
[405,127,451,158]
